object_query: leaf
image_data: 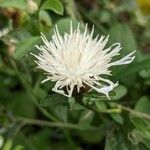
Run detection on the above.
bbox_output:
[13,145,24,150]
[38,94,67,107]
[53,18,83,35]
[95,101,107,112]
[39,10,52,32]
[109,23,137,55]
[78,110,94,126]
[109,23,138,85]
[134,96,150,114]
[0,0,27,10]
[129,96,150,148]
[68,97,85,110]
[13,36,40,59]
[41,0,64,15]
[113,85,127,100]
[110,114,124,125]
[115,58,150,79]
[105,130,141,150]
[2,139,13,150]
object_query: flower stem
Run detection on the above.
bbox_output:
[17,117,100,131]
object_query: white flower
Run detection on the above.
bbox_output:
[31,23,135,99]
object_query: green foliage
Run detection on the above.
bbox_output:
[0,0,27,10]
[41,0,64,15]
[0,0,150,149]
[13,36,40,59]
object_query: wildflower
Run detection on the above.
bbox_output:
[32,23,135,99]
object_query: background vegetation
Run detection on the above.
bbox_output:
[0,0,150,149]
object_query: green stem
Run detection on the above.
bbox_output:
[117,104,150,120]
[75,95,150,120]
[75,95,121,114]
[17,117,100,131]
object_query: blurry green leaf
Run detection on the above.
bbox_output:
[33,87,47,99]
[68,97,84,110]
[109,23,137,54]
[39,10,52,32]
[13,36,40,59]
[0,0,27,10]
[115,58,150,79]
[7,91,36,117]
[38,94,67,107]
[139,69,150,79]
[52,105,68,122]
[78,110,94,126]
[54,18,82,35]
[27,128,51,150]
[113,85,127,100]
[109,23,138,85]
[105,130,141,150]
[134,96,150,114]
[2,139,13,150]
[13,145,24,150]
[129,96,150,148]
[110,114,124,124]
[41,0,64,15]
[79,130,103,144]
[95,101,107,112]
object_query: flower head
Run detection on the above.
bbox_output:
[32,23,135,99]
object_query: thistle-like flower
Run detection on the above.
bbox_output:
[32,23,135,99]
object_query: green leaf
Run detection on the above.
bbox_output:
[39,10,52,33]
[129,97,150,148]
[13,36,40,59]
[110,113,124,124]
[68,97,85,110]
[78,110,94,126]
[105,130,141,150]
[38,94,67,107]
[2,139,13,150]
[53,18,84,35]
[95,101,107,112]
[41,0,64,15]
[134,96,150,114]
[0,0,27,10]
[13,145,24,150]
[109,23,137,55]
[113,85,127,100]
[115,58,150,79]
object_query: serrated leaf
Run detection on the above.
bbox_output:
[13,36,40,59]
[41,0,64,15]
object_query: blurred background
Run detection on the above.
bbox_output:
[0,0,150,149]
